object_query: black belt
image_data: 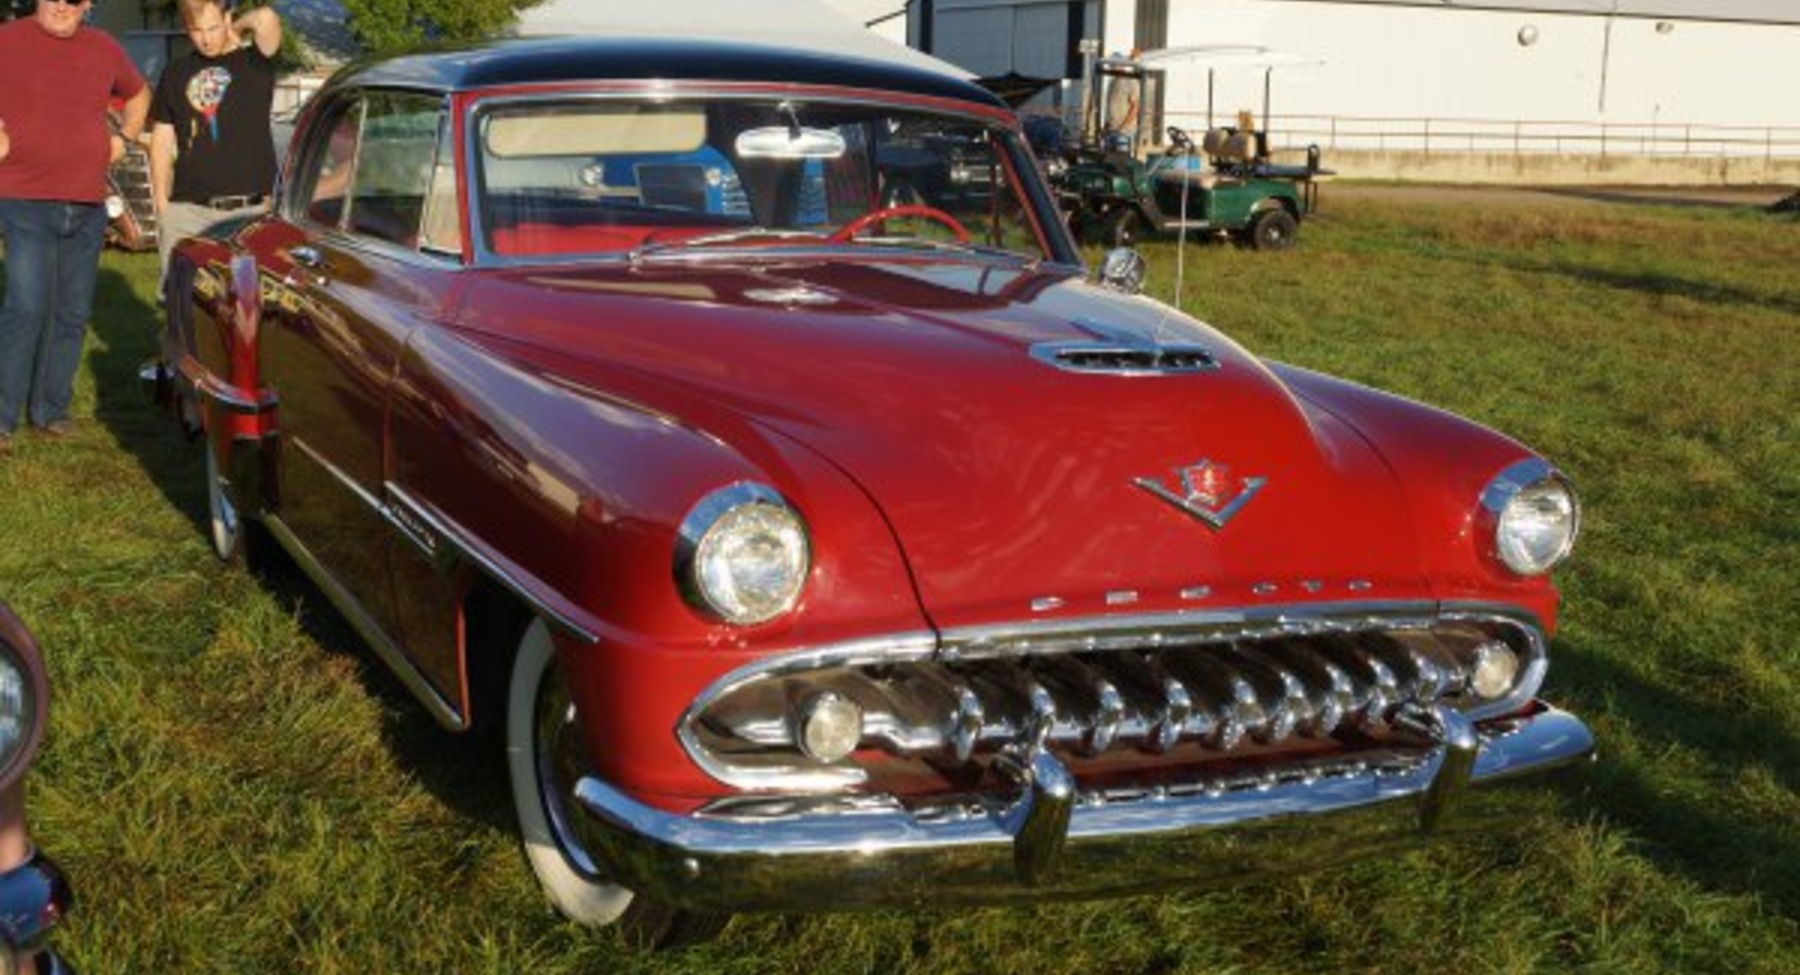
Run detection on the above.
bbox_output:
[193,194,267,210]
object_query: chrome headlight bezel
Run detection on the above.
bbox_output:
[675,483,811,626]
[0,604,49,793]
[1478,459,1580,577]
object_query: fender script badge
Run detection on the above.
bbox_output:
[1134,459,1267,530]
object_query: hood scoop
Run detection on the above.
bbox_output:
[1030,318,1220,376]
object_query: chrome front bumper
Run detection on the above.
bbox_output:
[575,703,1592,912]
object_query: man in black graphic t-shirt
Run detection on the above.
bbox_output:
[148,0,281,285]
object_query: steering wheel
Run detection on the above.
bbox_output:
[831,204,970,244]
[1166,125,1194,151]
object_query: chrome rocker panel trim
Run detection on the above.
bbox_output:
[577,703,1592,912]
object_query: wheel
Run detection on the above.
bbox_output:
[504,619,729,948]
[1104,207,1143,248]
[1247,207,1299,251]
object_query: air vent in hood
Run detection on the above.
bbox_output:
[1031,318,1221,377]
[1034,344,1219,375]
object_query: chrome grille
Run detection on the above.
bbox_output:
[684,612,1544,793]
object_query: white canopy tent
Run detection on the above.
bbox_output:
[512,0,972,79]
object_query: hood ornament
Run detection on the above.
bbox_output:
[1135,459,1267,530]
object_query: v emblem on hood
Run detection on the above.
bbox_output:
[1135,459,1267,530]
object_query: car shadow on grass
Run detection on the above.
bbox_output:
[84,261,520,839]
[1552,635,1800,922]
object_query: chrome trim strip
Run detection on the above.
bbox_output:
[578,704,1594,912]
[171,356,277,415]
[259,512,467,731]
[385,482,604,646]
[938,601,1443,659]
[286,441,604,646]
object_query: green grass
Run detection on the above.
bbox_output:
[2,190,1796,972]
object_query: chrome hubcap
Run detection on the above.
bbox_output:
[535,665,603,881]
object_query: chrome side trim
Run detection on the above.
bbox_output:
[577,704,1594,912]
[259,512,467,730]
[284,439,604,647]
[170,355,278,415]
[384,483,604,646]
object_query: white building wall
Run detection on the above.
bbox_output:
[1153,1,1797,132]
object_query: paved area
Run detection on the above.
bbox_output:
[1329,182,1794,211]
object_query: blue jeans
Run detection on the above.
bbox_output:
[0,198,108,432]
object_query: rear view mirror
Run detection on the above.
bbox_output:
[736,127,847,160]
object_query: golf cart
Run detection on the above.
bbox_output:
[1056,47,1330,250]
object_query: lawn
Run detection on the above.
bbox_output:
[0,189,1795,973]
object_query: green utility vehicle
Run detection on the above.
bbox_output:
[1054,48,1330,250]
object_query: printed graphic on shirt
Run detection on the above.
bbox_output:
[186,66,233,143]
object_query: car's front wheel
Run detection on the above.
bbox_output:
[504,618,728,948]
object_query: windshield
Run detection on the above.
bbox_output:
[475,97,1055,261]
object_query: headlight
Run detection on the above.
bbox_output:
[0,604,49,792]
[676,483,810,625]
[1480,460,1580,576]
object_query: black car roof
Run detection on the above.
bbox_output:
[324,36,1006,110]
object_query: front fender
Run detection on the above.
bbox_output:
[388,326,929,802]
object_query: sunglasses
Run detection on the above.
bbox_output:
[44,0,94,7]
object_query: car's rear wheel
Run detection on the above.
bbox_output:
[505,618,729,948]
[1247,207,1298,251]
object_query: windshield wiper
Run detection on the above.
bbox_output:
[630,227,829,262]
[841,236,1032,262]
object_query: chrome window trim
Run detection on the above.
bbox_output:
[676,600,1552,792]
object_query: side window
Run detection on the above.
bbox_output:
[346,92,445,249]
[294,100,363,229]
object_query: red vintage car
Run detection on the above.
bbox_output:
[147,36,1591,945]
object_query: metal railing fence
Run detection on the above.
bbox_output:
[1165,112,1800,161]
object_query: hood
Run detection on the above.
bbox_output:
[457,256,1431,629]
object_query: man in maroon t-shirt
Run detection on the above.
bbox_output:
[0,0,149,452]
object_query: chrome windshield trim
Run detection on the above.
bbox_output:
[462,89,1046,270]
